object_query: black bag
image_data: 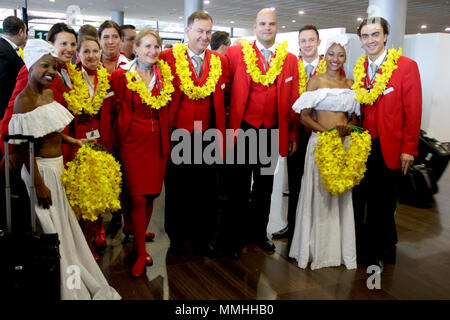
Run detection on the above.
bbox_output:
[0,135,61,300]
[397,163,438,204]
[417,130,450,182]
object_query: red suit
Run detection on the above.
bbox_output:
[354,53,422,265]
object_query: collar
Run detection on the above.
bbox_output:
[187,47,206,60]
[82,65,98,76]
[303,56,320,69]
[129,60,157,91]
[369,49,388,67]
[1,35,19,53]
[255,40,276,54]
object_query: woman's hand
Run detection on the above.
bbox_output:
[335,125,352,137]
[35,183,52,209]
[76,138,97,147]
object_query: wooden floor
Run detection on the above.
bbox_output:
[98,164,450,300]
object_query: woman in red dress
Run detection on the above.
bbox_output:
[64,35,114,260]
[98,20,129,74]
[111,29,175,278]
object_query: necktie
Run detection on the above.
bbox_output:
[370,62,378,79]
[305,64,314,80]
[192,55,203,77]
[262,49,272,66]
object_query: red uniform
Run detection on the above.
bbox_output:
[111,67,172,195]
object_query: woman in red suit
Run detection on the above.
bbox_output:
[98,20,129,74]
[111,29,175,278]
[64,35,114,260]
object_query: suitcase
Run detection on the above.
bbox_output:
[417,130,450,182]
[397,163,438,205]
[0,134,61,300]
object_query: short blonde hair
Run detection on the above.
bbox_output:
[135,28,162,47]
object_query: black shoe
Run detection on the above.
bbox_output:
[199,243,222,258]
[271,226,290,239]
[227,247,241,259]
[256,238,276,252]
[383,246,397,264]
[169,241,186,255]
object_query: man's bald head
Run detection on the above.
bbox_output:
[254,8,278,48]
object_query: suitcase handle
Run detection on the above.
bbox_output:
[3,134,36,233]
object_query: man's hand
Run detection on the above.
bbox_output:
[288,141,298,156]
[400,153,414,175]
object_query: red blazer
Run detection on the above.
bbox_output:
[361,56,422,170]
[159,48,228,136]
[110,67,172,157]
[226,42,299,157]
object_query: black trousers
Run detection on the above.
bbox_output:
[353,138,400,261]
[164,130,219,249]
[285,126,311,234]
[223,121,278,249]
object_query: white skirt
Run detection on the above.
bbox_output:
[21,156,121,300]
[288,132,357,270]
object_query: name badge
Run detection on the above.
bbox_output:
[285,76,293,83]
[383,86,394,95]
[86,129,100,139]
[105,91,115,99]
[221,83,226,90]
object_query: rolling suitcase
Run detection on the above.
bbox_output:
[417,130,450,182]
[0,134,61,300]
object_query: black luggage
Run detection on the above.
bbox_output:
[417,130,450,182]
[0,135,61,300]
[397,163,438,205]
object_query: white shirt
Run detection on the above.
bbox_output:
[1,35,20,56]
[303,56,320,75]
[368,49,388,79]
[187,47,206,71]
[255,40,276,64]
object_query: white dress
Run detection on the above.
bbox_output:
[9,102,121,300]
[288,88,360,270]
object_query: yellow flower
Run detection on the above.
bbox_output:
[298,59,326,95]
[61,143,122,221]
[241,40,289,86]
[315,128,372,195]
[352,48,402,105]
[125,60,175,109]
[173,43,222,100]
[63,63,111,115]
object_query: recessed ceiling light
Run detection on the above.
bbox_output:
[417,33,421,35]
[282,26,286,28]
[446,27,450,32]
[298,10,304,15]
[178,16,183,19]
[292,20,296,23]
[270,7,276,11]
[49,0,55,2]
[204,0,210,4]
[230,21,235,24]
[357,17,363,21]
[421,25,427,29]
[204,11,208,13]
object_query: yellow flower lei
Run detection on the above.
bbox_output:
[298,59,327,95]
[315,127,372,195]
[125,60,175,109]
[241,40,289,86]
[18,48,24,61]
[352,48,402,105]
[63,63,111,115]
[173,43,222,100]
[61,143,122,221]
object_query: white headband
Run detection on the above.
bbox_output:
[325,34,349,53]
[24,39,58,70]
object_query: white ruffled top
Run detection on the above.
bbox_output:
[292,88,360,116]
[8,101,74,144]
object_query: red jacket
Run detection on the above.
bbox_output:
[226,42,299,157]
[361,56,422,170]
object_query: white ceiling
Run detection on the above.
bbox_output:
[1,0,449,34]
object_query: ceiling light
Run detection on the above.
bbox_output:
[357,17,363,21]
[282,26,286,28]
[230,21,235,24]
[421,25,427,29]
[204,0,210,4]
[446,27,450,32]
[270,7,276,11]
[292,20,296,23]
[204,11,208,13]
[298,10,304,15]
[49,0,55,2]
[178,16,183,19]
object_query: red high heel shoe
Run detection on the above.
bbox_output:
[145,231,155,242]
[94,220,107,249]
[131,256,147,278]
[145,253,153,266]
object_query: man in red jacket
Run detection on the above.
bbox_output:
[159,11,228,256]
[353,17,422,271]
[223,8,299,258]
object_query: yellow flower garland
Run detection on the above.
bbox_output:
[63,63,111,115]
[125,60,175,109]
[61,143,122,221]
[173,44,222,100]
[18,47,24,61]
[315,128,372,195]
[241,40,289,86]
[298,59,327,95]
[352,48,402,105]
